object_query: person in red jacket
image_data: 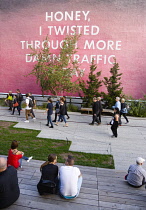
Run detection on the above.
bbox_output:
[7,140,32,169]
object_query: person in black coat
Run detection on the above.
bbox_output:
[120,98,129,124]
[52,98,60,122]
[89,97,100,125]
[63,96,70,119]
[55,97,68,127]
[97,97,103,124]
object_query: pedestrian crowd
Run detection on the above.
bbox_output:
[0,91,146,209]
[5,90,129,138]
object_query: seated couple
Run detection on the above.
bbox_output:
[125,157,146,188]
[37,154,82,199]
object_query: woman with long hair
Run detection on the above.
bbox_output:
[37,154,58,195]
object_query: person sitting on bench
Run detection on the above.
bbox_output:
[0,157,20,209]
[59,155,82,199]
[37,154,58,195]
[125,157,146,187]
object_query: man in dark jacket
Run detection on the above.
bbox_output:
[0,157,20,209]
[89,97,100,125]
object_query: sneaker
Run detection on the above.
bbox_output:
[24,120,29,123]
[49,126,54,128]
[63,124,68,127]
[46,124,49,126]
[27,156,33,162]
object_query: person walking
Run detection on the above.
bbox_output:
[89,97,100,125]
[55,97,68,127]
[97,97,103,124]
[24,93,35,122]
[52,98,60,122]
[29,92,36,118]
[120,98,129,124]
[11,95,19,115]
[16,89,23,113]
[5,91,13,111]
[63,96,70,119]
[46,98,54,128]
[111,107,120,138]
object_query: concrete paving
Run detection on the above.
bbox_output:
[0,106,146,171]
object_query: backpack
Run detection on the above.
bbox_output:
[18,93,23,102]
[28,98,33,107]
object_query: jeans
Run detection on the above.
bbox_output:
[120,113,129,123]
[19,156,29,167]
[58,115,67,123]
[60,176,83,199]
[47,115,53,126]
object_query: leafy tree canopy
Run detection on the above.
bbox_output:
[28,34,81,96]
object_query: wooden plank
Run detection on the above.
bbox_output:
[99,193,146,207]
[19,183,98,200]
[99,190,146,203]
[20,189,99,206]
[7,205,32,210]
[98,181,146,192]
[99,201,146,210]
[14,194,98,210]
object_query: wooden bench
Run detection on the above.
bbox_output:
[4,158,146,210]
[80,107,114,115]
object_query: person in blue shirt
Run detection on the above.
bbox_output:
[46,98,53,128]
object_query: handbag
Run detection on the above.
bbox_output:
[13,102,19,107]
[121,107,127,114]
[110,119,114,125]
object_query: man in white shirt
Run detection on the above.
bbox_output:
[59,155,82,199]
[125,157,146,187]
[24,93,35,122]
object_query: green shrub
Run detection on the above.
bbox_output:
[67,104,79,112]
[0,99,6,106]
[128,101,146,117]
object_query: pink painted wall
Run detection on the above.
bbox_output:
[0,0,146,98]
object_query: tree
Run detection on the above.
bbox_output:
[28,34,81,96]
[79,59,102,107]
[103,58,123,108]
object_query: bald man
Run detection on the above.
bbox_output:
[0,157,20,209]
